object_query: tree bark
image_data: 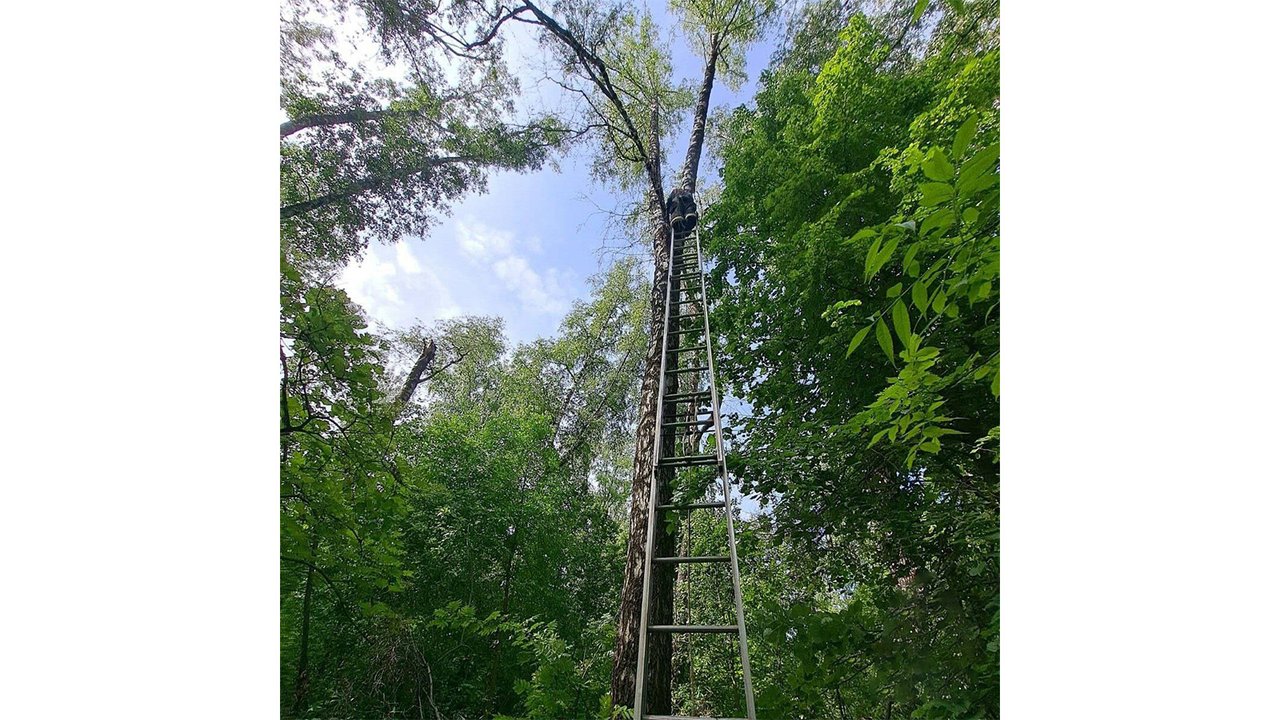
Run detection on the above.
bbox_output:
[396,339,438,407]
[678,39,720,190]
[290,563,315,717]
[610,189,676,711]
[488,524,521,712]
[610,39,724,713]
[515,3,732,709]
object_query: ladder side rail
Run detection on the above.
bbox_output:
[633,226,681,718]
[693,224,757,720]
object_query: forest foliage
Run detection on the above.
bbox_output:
[280,0,999,717]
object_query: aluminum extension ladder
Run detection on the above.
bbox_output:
[633,218,756,720]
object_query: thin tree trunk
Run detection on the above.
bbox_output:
[396,339,438,407]
[488,525,521,711]
[678,40,720,190]
[291,563,315,716]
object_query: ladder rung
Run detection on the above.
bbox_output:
[668,345,703,353]
[671,313,701,320]
[654,555,729,564]
[666,391,711,401]
[657,501,724,511]
[663,419,708,427]
[659,454,719,467]
[667,365,709,374]
[648,625,738,634]
[674,273,703,282]
[645,716,747,720]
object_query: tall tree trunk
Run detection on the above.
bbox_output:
[610,190,674,711]
[611,42,723,711]
[290,563,315,717]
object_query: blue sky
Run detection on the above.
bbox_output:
[337,2,781,345]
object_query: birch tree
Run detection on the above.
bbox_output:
[516,0,776,710]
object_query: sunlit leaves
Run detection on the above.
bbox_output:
[875,318,894,363]
[952,114,979,159]
[845,324,872,357]
[919,182,953,206]
[921,147,954,181]
[695,7,1000,716]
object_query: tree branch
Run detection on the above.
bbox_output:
[280,155,481,220]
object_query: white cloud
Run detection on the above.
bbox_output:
[394,240,422,274]
[456,218,571,317]
[339,250,402,325]
[457,219,513,261]
[338,242,458,328]
[493,255,569,315]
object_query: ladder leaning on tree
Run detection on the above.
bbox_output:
[633,192,756,720]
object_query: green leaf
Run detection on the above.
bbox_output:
[887,282,903,298]
[962,207,979,225]
[921,208,956,237]
[823,299,862,321]
[952,114,979,159]
[911,0,931,23]
[958,170,999,197]
[847,227,878,245]
[864,236,884,280]
[876,318,894,362]
[958,143,1000,188]
[891,300,911,345]
[902,242,922,270]
[911,281,930,312]
[867,235,900,280]
[922,148,954,181]
[919,182,954,207]
[930,287,947,313]
[880,235,901,262]
[846,325,872,358]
